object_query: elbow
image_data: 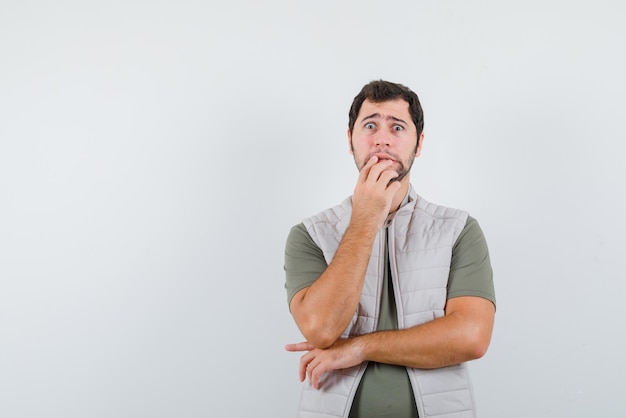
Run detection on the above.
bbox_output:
[290,291,347,348]
[299,321,341,349]
[308,334,337,349]
[303,329,339,349]
[461,327,492,361]
[466,338,490,360]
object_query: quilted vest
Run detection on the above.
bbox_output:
[298,186,476,418]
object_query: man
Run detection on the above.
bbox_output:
[284,80,495,418]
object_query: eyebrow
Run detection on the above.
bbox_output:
[361,113,408,125]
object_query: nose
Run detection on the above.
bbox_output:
[374,132,391,147]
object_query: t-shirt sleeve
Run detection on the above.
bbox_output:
[447,216,496,307]
[284,223,327,307]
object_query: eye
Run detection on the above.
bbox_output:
[393,125,404,132]
[364,122,375,129]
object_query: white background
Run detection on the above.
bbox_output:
[1,1,625,417]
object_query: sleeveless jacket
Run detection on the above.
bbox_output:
[298,186,476,418]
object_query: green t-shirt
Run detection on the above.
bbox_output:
[284,215,495,418]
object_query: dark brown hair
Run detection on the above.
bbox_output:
[348,80,424,141]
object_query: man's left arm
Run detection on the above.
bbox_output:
[286,295,494,389]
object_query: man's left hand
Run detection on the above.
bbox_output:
[285,338,365,389]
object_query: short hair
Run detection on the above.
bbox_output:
[348,80,424,140]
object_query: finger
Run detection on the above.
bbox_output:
[385,178,403,195]
[299,359,307,382]
[376,168,399,186]
[357,155,379,183]
[365,160,396,185]
[299,361,306,382]
[311,362,325,390]
[299,352,315,382]
[307,360,319,388]
[285,342,314,352]
[307,361,313,384]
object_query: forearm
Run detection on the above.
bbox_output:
[354,298,495,368]
[291,222,378,348]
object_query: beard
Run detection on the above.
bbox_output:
[388,155,413,183]
[354,148,416,183]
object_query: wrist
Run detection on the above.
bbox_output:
[350,334,369,363]
[348,215,382,237]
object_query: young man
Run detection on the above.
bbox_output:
[284,80,495,418]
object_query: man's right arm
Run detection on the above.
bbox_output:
[289,221,377,348]
[288,157,400,349]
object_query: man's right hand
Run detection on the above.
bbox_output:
[351,156,401,231]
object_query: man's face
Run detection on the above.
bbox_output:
[348,99,424,183]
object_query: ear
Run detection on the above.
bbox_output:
[347,128,354,154]
[415,132,425,157]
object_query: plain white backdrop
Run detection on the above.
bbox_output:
[1,1,625,417]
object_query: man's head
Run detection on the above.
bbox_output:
[348,80,424,141]
[347,80,425,183]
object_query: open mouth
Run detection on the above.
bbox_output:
[372,153,397,163]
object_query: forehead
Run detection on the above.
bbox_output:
[357,99,412,122]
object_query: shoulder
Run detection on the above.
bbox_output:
[406,193,469,240]
[301,196,354,245]
[454,216,488,249]
[303,197,353,229]
[286,223,314,246]
[413,194,469,224]
[285,223,325,272]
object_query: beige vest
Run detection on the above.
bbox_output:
[299,187,476,418]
